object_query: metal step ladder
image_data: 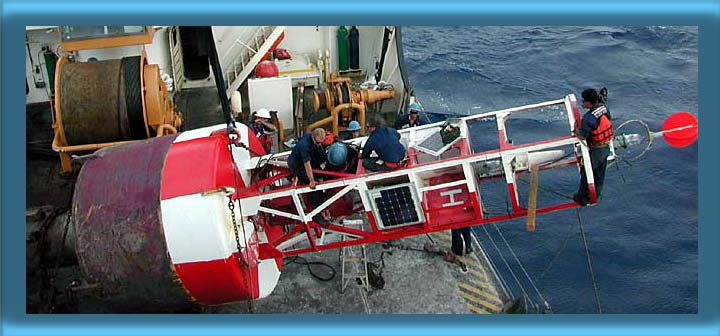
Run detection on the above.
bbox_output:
[340,219,370,293]
[225,26,286,97]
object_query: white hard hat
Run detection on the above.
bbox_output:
[255,108,271,119]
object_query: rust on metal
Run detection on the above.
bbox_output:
[73,134,195,311]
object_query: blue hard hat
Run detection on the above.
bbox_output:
[347,120,361,131]
[327,142,348,166]
[408,102,423,113]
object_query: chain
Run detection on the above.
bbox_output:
[42,209,72,313]
[225,130,256,313]
[227,197,255,313]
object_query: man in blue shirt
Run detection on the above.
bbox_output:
[288,128,329,225]
[362,119,407,172]
[573,88,614,206]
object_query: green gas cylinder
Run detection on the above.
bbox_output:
[337,26,349,71]
[42,48,57,94]
[349,26,359,70]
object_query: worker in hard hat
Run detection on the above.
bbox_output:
[394,101,426,130]
[249,108,277,153]
[326,141,359,174]
[341,120,362,140]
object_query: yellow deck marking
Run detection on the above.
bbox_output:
[468,268,488,280]
[466,276,494,290]
[429,231,504,313]
[460,291,502,312]
[467,303,492,314]
[458,282,502,304]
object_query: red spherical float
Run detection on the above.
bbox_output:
[254,60,279,78]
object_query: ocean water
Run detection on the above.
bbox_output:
[403,26,698,313]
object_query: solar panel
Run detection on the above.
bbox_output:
[415,131,446,155]
[415,121,462,156]
[368,183,425,229]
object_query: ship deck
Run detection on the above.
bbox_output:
[212,231,507,314]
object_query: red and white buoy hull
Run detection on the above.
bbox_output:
[73,124,280,310]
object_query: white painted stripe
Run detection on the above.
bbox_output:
[257,258,280,298]
[172,123,252,188]
[173,124,226,142]
[161,192,255,263]
[254,230,281,298]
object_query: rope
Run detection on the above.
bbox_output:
[491,224,550,312]
[576,208,603,313]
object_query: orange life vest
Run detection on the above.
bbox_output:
[322,132,338,146]
[589,105,614,146]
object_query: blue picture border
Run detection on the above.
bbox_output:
[2,1,716,335]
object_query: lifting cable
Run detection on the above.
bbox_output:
[491,224,551,312]
[537,220,576,284]
[471,231,513,300]
[205,26,256,313]
[488,171,543,312]
[480,225,532,303]
[576,208,603,313]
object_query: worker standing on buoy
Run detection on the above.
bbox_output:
[394,102,426,129]
[574,88,614,206]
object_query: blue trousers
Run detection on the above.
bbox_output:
[576,145,610,203]
[451,227,473,255]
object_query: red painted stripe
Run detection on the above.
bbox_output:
[366,210,379,231]
[588,183,598,203]
[498,130,509,149]
[173,252,260,305]
[161,135,241,200]
[507,182,523,211]
[571,97,583,129]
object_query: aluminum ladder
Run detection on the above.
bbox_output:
[340,219,370,293]
[224,26,286,97]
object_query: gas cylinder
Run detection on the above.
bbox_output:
[42,47,57,94]
[254,60,279,78]
[349,26,359,70]
[337,26,349,71]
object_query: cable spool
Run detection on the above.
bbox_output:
[339,83,351,105]
[57,56,148,145]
